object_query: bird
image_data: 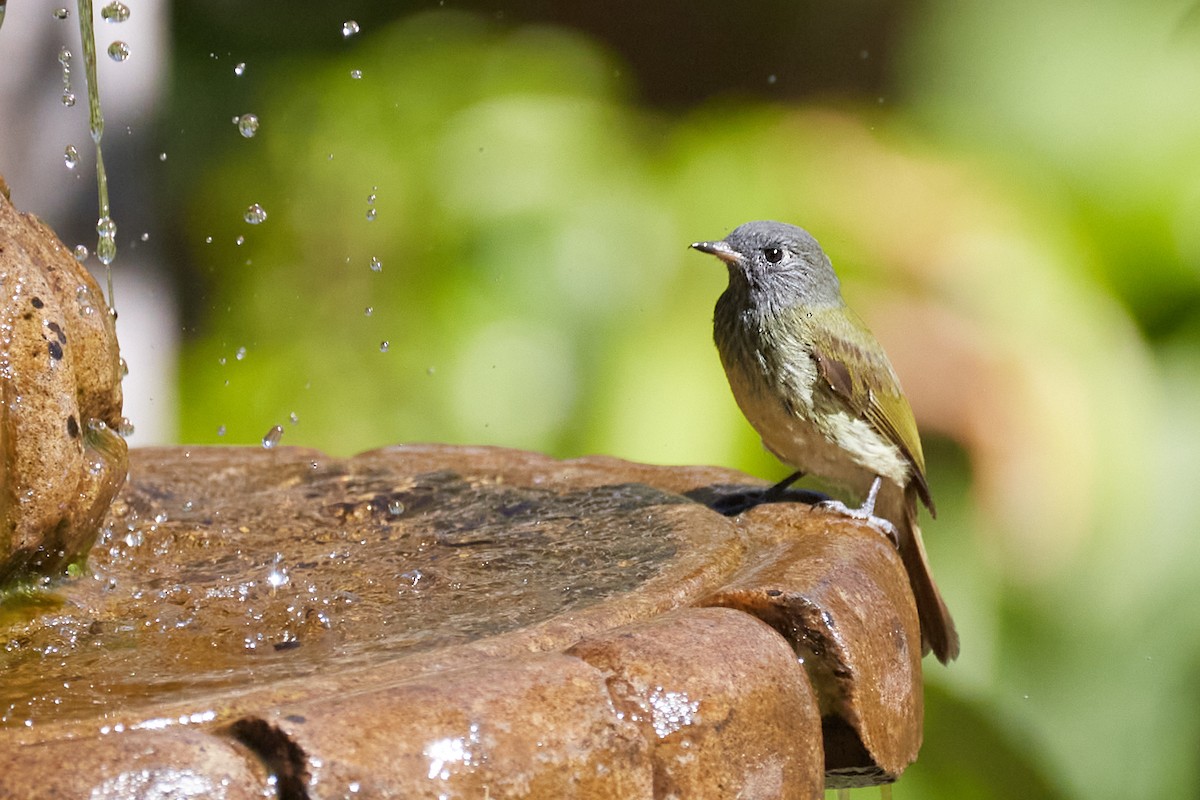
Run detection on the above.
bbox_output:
[691,220,959,663]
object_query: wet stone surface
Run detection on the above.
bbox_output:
[0,444,925,798]
[4,456,682,724]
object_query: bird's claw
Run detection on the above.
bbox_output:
[818,499,900,547]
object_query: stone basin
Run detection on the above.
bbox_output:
[0,444,924,799]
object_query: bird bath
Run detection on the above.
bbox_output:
[1,443,925,798]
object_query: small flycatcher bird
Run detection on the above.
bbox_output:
[692,220,959,663]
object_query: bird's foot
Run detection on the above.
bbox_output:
[818,476,899,547]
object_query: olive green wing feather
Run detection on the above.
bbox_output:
[809,308,936,516]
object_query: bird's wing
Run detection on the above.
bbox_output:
[809,309,936,516]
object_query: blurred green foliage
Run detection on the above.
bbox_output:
[163,1,1200,797]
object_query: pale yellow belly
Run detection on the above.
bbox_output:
[723,357,910,504]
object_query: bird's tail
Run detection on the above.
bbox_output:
[899,488,960,664]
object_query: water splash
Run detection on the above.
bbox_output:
[266,553,290,591]
[424,725,480,781]
[648,688,700,738]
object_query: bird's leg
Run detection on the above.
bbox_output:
[711,469,810,516]
[818,475,899,547]
[761,469,805,502]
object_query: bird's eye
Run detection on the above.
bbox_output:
[762,247,784,263]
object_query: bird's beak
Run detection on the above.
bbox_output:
[690,240,741,265]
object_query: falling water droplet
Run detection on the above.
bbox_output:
[64,145,79,169]
[262,425,284,449]
[235,113,259,138]
[369,256,382,272]
[159,152,167,161]
[379,341,390,353]
[365,208,377,221]
[53,7,69,19]
[107,41,131,62]
[58,47,75,106]
[234,62,246,76]
[364,306,373,316]
[76,286,96,315]
[73,244,89,261]
[288,412,299,424]
[235,235,245,246]
[116,417,135,437]
[342,20,360,38]
[243,203,267,224]
[100,1,129,22]
[216,424,226,436]
[235,346,247,361]
[349,69,363,80]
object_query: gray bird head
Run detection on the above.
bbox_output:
[691,220,844,313]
